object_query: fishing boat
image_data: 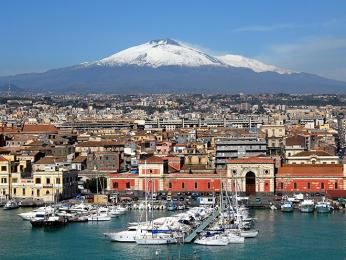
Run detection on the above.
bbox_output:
[281,201,294,213]
[3,200,19,210]
[299,199,315,213]
[315,201,333,213]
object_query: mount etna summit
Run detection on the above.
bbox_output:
[1,39,345,94]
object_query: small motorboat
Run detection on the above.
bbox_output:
[30,214,46,227]
[300,200,315,213]
[3,200,19,210]
[68,215,89,223]
[88,214,111,221]
[315,201,333,213]
[43,216,68,227]
[240,229,259,238]
[166,201,177,211]
[281,201,294,213]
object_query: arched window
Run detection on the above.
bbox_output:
[46,190,50,195]
[307,182,311,189]
[321,182,325,189]
[182,182,185,189]
[194,182,198,189]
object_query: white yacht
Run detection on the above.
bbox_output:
[105,226,139,242]
[135,233,177,245]
[18,206,54,220]
[194,234,229,246]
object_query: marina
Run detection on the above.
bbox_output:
[0,205,345,259]
[0,197,346,259]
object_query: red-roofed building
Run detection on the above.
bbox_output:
[276,164,344,192]
[107,155,346,195]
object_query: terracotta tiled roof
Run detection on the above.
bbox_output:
[22,124,58,133]
[139,156,164,164]
[181,164,208,171]
[72,156,87,163]
[293,150,332,157]
[35,156,65,164]
[76,141,123,147]
[285,135,305,146]
[277,164,343,177]
[0,126,19,133]
[228,157,275,164]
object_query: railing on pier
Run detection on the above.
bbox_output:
[183,209,220,243]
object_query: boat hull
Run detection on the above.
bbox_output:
[300,205,314,213]
[316,206,331,213]
[194,238,228,246]
[281,207,294,213]
[136,238,176,245]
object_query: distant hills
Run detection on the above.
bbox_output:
[0,39,345,94]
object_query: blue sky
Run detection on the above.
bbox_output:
[1,0,346,81]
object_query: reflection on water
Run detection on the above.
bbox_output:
[0,208,345,259]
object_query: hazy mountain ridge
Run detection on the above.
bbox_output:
[0,38,345,94]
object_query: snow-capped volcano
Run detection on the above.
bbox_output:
[88,39,226,68]
[85,38,292,74]
[217,54,292,74]
[1,38,345,94]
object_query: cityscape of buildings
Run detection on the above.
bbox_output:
[0,93,346,203]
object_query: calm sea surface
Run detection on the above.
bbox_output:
[0,208,345,260]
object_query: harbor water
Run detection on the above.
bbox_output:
[0,208,345,259]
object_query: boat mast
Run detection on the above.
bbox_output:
[219,170,223,226]
[144,160,148,224]
[150,168,154,224]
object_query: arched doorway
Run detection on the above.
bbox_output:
[245,172,256,195]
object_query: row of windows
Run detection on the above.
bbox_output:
[4,188,59,196]
[280,182,338,189]
[291,162,336,165]
[168,182,212,189]
[35,177,60,184]
[113,182,131,189]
